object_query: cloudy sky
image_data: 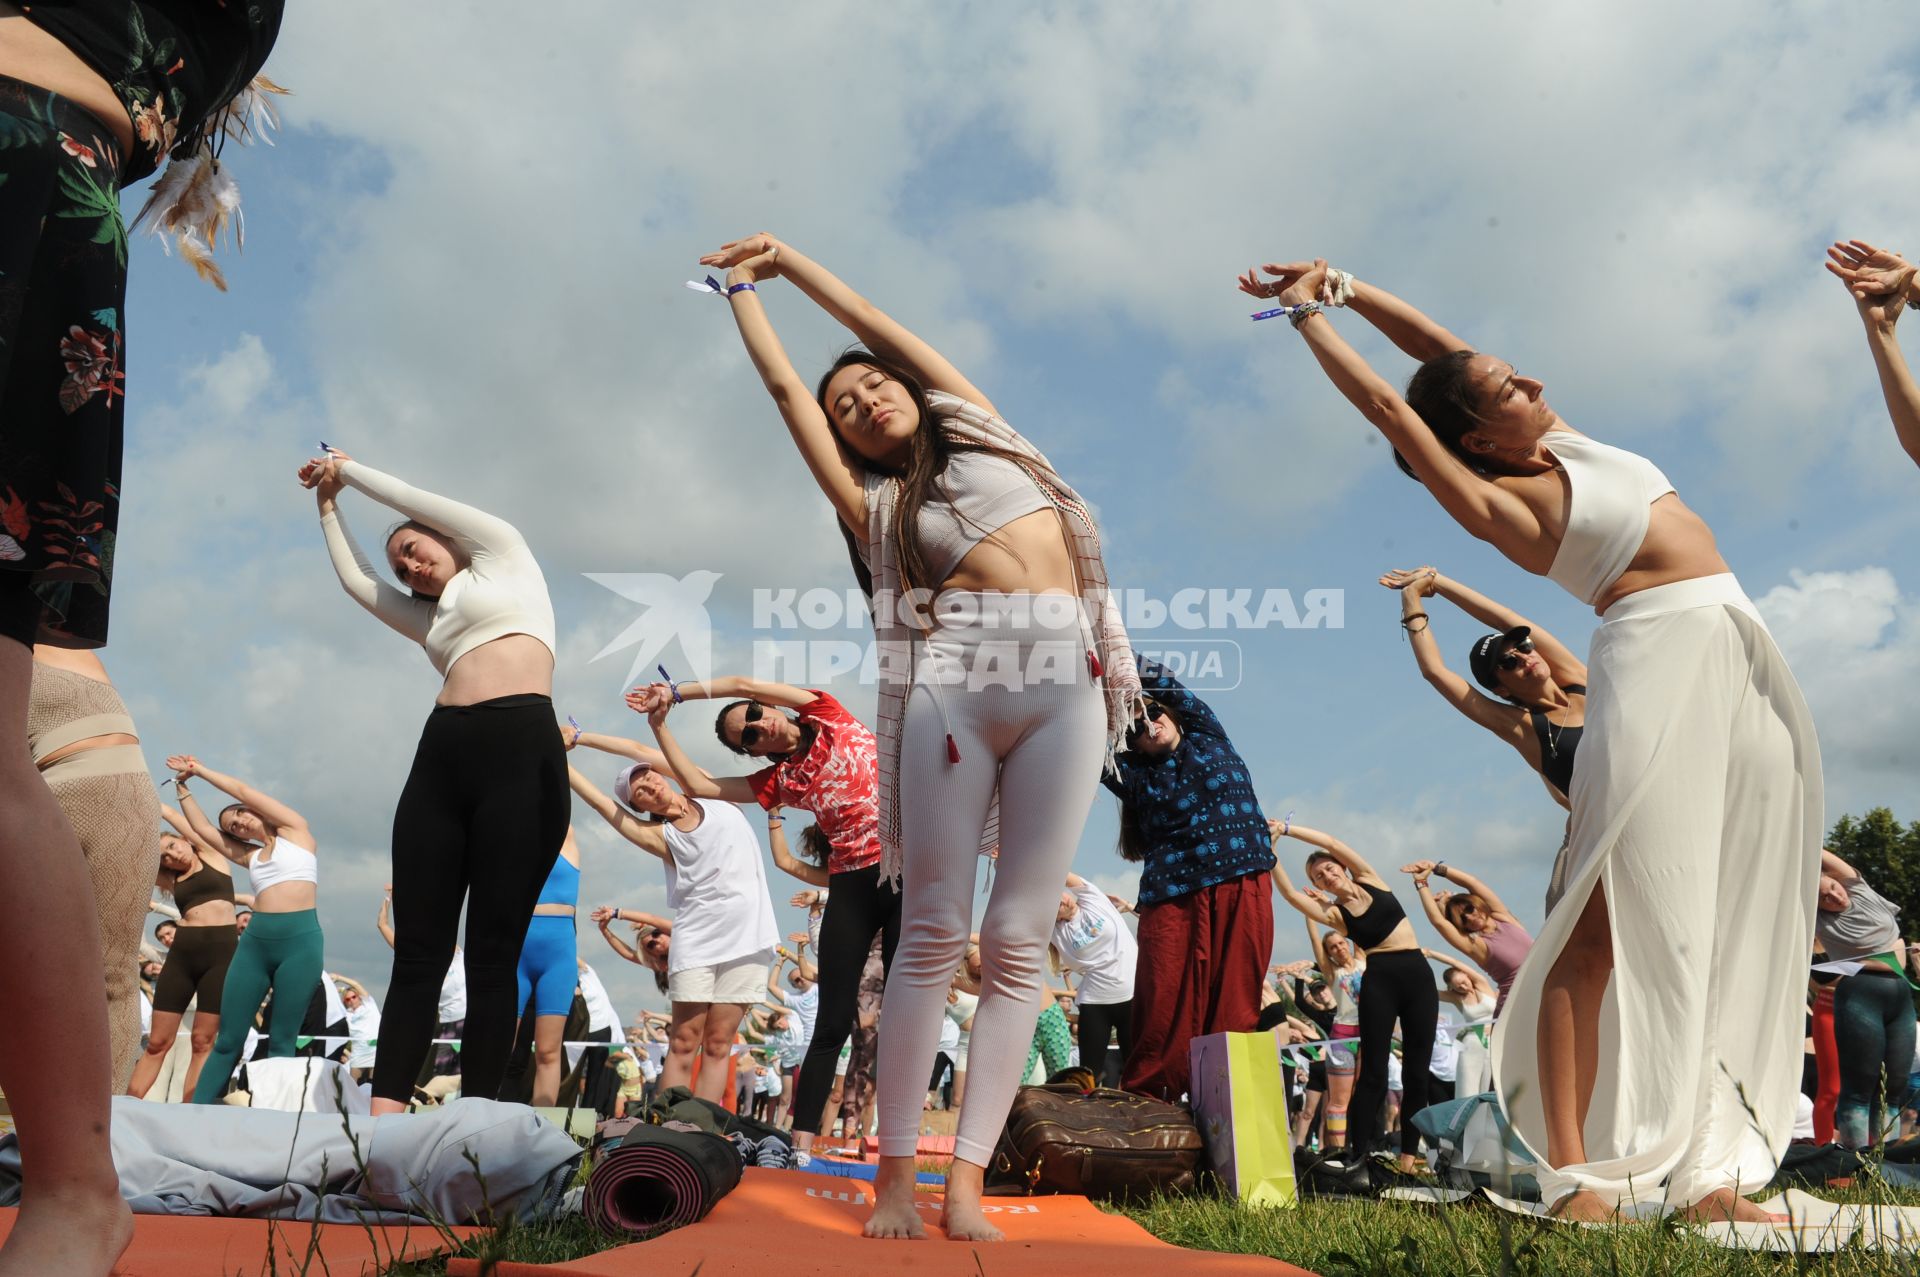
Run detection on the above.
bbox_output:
[107,2,1920,1025]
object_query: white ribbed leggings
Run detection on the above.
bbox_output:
[874,594,1107,1164]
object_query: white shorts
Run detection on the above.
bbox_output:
[668,949,773,1005]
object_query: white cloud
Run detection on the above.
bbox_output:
[1756,566,1920,821]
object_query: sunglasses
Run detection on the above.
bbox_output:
[738,702,766,749]
[1125,703,1166,744]
[1495,637,1537,671]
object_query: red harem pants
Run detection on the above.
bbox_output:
[1122,870,1273,1100]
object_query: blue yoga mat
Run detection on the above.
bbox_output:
[799,1157,945,1185]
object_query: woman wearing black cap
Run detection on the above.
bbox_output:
[1381,567,1587,912]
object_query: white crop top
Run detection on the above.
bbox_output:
[320,461,556,677]
[246,829,318,892]
[1542,431,1675,607]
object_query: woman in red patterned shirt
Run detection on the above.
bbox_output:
[639,674,897,1163]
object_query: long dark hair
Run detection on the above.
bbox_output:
[1395,349,1486,479]
[815,348,1036,600]
[1112,696,1192,863]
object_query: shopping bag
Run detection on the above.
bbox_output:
[1189,1030,1298,1207]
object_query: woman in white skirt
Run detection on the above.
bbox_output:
[1246,259,1821,1222]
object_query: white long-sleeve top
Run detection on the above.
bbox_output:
[319,461,555,677]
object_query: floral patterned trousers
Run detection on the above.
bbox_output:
[0,76,127,648]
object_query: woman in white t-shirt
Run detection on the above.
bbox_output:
[1049,874,1138,1088]
[568,744,777,1106]
[335,977,382,1079]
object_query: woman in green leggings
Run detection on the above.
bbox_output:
[166,755,325,1104]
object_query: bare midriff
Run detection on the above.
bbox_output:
[437,634,555,707]
[936,508,1080,596]
[1590,494,1731,615]
[0,4,135,157]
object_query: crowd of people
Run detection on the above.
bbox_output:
[3,4,1920,1268]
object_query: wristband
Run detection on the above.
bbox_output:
[1434,863,1449,880]
[1400,611,1429,626]
[727,282,756,296]
[1288,300,1325,329]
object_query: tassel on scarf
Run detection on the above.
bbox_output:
[131,76,289,289]
[946,734,961,764]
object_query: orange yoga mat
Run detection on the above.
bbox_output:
[0,1207,478,1277]
[449,1168,1317,1276]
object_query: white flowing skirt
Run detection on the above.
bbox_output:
[1491,574,1823,1208]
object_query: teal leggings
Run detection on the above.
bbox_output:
[191,909,325,1103]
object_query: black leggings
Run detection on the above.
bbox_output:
[1077,1000,1134,1089]
[1348,949,1438,1158]
[151,923,238,1015]
[370,694,569,1103]
[791,865,902,1136]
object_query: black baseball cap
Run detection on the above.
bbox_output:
[1467,626,1532,693]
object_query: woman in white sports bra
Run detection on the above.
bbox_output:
[164,755,325,1105]
[1243,260,1821,1223]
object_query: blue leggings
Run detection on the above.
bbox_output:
[517,915,579,1019]
[191,909,325,1103]
[1834,970,1918,1148]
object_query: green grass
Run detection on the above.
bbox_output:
[1114,1178,1920,1277]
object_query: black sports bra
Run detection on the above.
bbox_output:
[1529,683,1586,798]
[170,857,234,915]
[1337,881,1408,952]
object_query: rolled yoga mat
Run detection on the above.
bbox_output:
[585,1124,743,1238]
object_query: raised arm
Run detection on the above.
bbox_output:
[1403,861,1487,963]
[646,675,817,712]
[1240,261,1540,552]
[1423,946,1496,1001]
[1417,568,1585,685]
[644,707,757,805]
[1378,568,1531,739]
[166,771,259,866]
[160,802,226,864]
[1820,848,1861,885]
[1278,820,1386,888]
[168,759,312,843]
[1270,821,1343,927]
[300,452,435,644]
[566,765,671,861]
[1432,861,1518,923]
[614,908,673,933]
[376,892,396,949]
[589,907,642,963]
[767,810,831,887]
[1827,240,1920,468]
[1134,652,1224,738]
[1342,274,1473,363]
[334,458,524,557]
[695,236,869,529]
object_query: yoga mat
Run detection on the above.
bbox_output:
[0,1207,476,1276]
[452,1167,1316,1275]
[800,1155,945,1185]
[583,1123,742,1239]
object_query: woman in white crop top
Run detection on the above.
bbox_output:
[699,232,1140,1244]
[297,449,569,1114]
[163,756,327,1105]
[1245,260,1821,1224]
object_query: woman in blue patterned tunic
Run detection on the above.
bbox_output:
[1103,653,1274,1099]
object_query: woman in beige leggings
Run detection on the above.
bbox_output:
[28,646,161,1092]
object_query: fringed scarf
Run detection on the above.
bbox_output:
[861,391,1142,884]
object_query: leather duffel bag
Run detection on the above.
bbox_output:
[984,1081,1205,1202]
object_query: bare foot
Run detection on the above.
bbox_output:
[1678,1188,1787,1224]
[862,1156,926,1240]
[1548,1189,1622,1223]
[939,1160,1004,1243]
[0,1182,134,1277]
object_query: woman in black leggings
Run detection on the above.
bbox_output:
[636,674,899,1162]
[1272,819,1438,1178]
[300,449,567,1113]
